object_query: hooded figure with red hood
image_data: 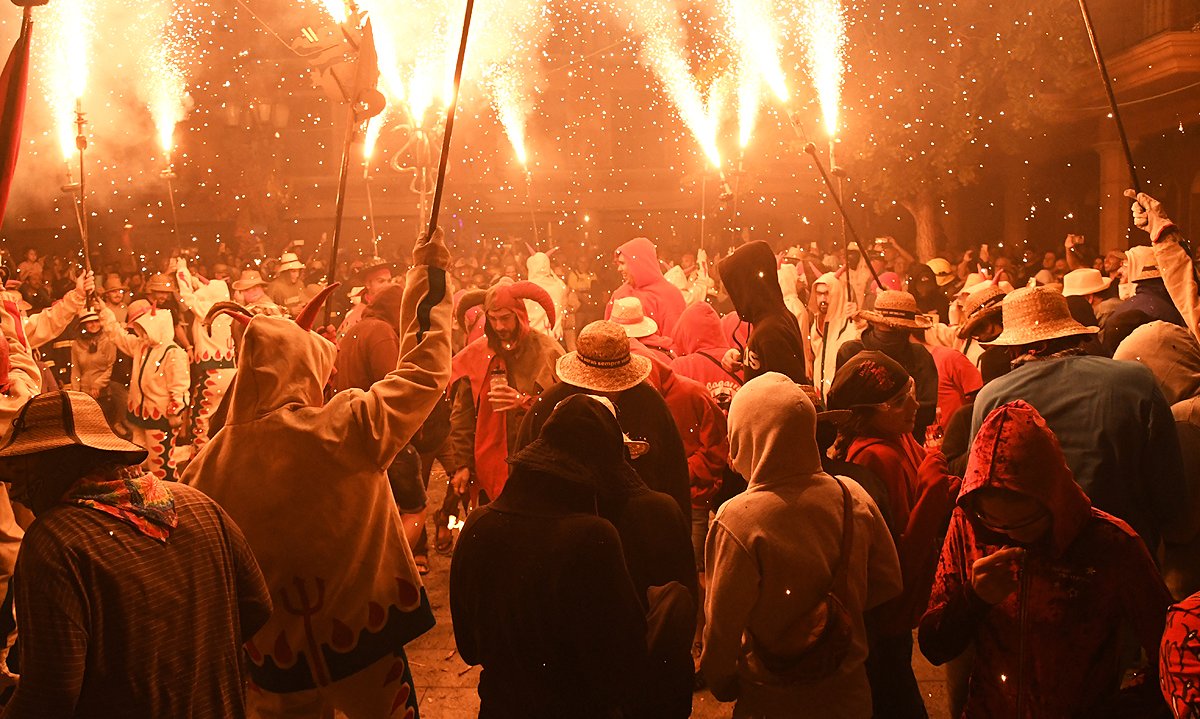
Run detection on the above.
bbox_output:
[606,238,687,339]
[671,302,740,413]
[919,401,1171,718]
[446,280,564,506]
[717,241,809,386]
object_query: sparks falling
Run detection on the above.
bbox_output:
[38,0,92,160]
[803,0,847,137]
[489,64,529,166]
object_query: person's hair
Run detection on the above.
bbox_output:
[1007,333,1086,361]
[829,408,878,460]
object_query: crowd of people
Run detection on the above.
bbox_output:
[0,190,1198,718]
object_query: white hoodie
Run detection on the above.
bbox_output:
[809,272,859,401]
[103,307,189,423]
[525,252,567,340]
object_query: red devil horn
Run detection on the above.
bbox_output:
[203,301,253,333]
[295,283,342,332]
[456,289,487,333]
[509,280,557,330]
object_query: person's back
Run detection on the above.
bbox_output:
[972,353,1183,549]
[451,397,649,719]
[702,373,902,718]
[9,483,269,718]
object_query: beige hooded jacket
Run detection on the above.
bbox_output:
[701,372,901,717]
[181,241,451,692]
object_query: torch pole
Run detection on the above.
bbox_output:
[1077,0,1140,193]
[425,0,476,238]
[327,102,359,288]
[74,101,92,278]
[787,113,883,287]
[524,169,539,243]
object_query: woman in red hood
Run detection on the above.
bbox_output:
[920,400,1172,717]
[606,238,687,339]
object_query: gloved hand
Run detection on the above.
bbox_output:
[1125,190,1176,243]
[75,269,95,298]
[413,227,451,270]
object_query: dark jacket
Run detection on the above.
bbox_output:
[837,328,939,440]
[598,465,697,719]
[1110,277,1186,329]
[449,468,648,719]
[717,241,808,384]
[517,381,692,520]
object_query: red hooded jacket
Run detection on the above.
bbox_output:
[671,302,740,413]
[606,238,686,339]
[632,342,729,509]
[920,401,1171,717]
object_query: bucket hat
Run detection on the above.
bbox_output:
[232,270,269,291]
[278,252,306,273]
[557,320,652,393]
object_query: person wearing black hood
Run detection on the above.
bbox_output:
[716,241,809,385]
[907,263,950,324]
[450,394,650,719]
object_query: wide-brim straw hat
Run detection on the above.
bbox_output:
[0,391,147,464]
[278,252,306,273]
[610,296,658,338]
[985,286,1098,347]
[1062,268,1113,298]
[232,270,269,291]
[352,257,394,283]
[557,320,653,393]
[854,290,933,329]
[957,283,1008,339]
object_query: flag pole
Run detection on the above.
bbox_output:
[1077,0,1140,193]
[425,0,476,239]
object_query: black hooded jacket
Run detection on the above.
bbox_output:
[717,241,808,384]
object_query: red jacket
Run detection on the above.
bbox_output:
[846,434,959,634]
[671,303,740,413]
[606,238,686,338]
[920,401,1171,717]
[633,344,728,509]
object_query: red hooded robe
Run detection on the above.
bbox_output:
[606,238,687,339]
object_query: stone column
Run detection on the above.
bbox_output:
[1095,139,1132,252]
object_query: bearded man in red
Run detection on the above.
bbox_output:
[446,281,565,507]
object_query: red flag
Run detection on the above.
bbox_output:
[0,10,33,223]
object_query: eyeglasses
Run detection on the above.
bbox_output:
[974,506,1049,533]
[868,378,915,411]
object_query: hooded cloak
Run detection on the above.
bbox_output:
[606,238,687,338]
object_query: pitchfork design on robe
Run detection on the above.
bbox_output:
[279,576,332,686]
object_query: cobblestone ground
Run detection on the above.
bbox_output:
[408,465,950,719]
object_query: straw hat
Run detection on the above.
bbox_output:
[985,286,1098,347]
[610,297,658,339]
[957,283,1008,339]
[927,258,956,287]
[1062,268,1113,298]
[144,273,176,294]
[232,269,268,291]
[352,257,393,283]
[278,252,306,273]
[854,290,933,329]
[102,275,127,294]
[557,320,652,393]
[0,391,147,464]
[125,299,154,328]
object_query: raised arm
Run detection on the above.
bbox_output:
[334,230,453,468]
[1131,190,1200,342]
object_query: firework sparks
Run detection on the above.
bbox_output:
[363,111,387,161]
[38,0,92,160]
[489,64,529,166]
[318,0,350,25]
[722,0,788,101]
[622,2,721,166]
[802,0,847,136]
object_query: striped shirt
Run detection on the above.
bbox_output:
[3,483,271,718]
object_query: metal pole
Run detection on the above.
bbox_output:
[787,112,883,287]
[1077,0,1141,193]
[524,169,539,243]
[326,103,359,288]
[74,98,90,272]
[425,0,477,238]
